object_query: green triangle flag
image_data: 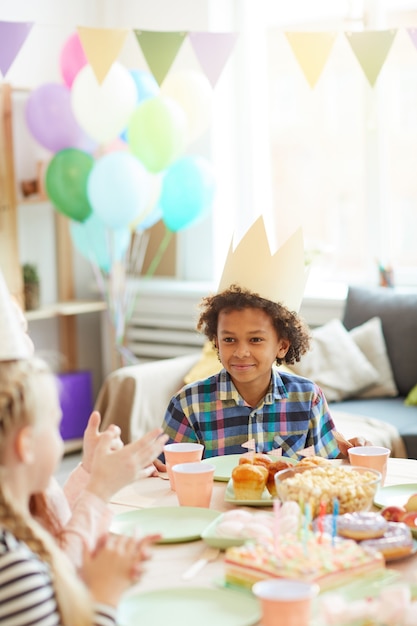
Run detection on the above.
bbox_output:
[133,30,187,85]
[345,30,397,87]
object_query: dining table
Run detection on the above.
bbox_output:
[109,457,417,625]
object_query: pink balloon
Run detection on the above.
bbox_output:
[60,33,87,88]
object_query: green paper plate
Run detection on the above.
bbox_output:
[374,483,417,509]
[224,478,273,507]
[110,506,221,543]
[202,454,248,482]
[117,587,261,626]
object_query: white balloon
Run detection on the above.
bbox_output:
[71,62,137,145]
[161,69,212,144]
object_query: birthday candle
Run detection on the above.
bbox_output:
[332,498,339,546]
[298,496,304,540]
[303,502,311,555]
[273,499,281,555]
[318,500,326,543]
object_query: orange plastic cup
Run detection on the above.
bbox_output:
[253,579,318,626]
[163,443,204,491]
[348,445,391,486]
[172,461,215,507]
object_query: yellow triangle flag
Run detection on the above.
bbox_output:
[284,31,337,88]
[77,26,129,84]
[133,30,187,86]
[345,30,397,87]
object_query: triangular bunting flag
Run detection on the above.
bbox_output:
[407,28,417,52]
[133,30,187,86]
[0,20,33,76]
[284,31,337,88]
[345,29,397,87]
[298,445,315,458]
[241,438,256,451]
[269,448,283,458]
[77,26,129,84]
[188,32,238,88]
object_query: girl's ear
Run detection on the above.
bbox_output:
[15,425,35,464]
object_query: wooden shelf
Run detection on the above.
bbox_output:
[25,299,107,321]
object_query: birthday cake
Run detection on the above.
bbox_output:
[224,533,385,591]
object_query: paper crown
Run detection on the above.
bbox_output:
[0,269,33,360]
[217,216,308,312]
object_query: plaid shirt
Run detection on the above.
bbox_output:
[162,367,339,460]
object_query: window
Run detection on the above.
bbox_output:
[224,0,417,290]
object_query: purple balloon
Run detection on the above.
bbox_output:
[26,83,96,153]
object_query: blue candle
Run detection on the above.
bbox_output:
[332,498,339,546]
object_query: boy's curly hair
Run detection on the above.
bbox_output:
[196,284,311,365]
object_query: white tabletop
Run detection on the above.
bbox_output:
[110,457,417,623]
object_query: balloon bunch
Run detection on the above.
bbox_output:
[25,32,216,357]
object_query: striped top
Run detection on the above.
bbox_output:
[0,528,116,626]
[162,368,339,460]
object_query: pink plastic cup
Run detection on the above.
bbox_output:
[348,445,391,486]
[171,461,215,507]
[253,579,319,626]
[163,443,204,491]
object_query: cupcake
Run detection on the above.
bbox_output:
[232,463,268,500]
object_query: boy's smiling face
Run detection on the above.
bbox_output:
[215,306,290,405]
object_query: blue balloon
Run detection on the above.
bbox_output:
[135,204,162,232]
[87,152,151,229]
[160,156,215,232]
[120,70,159,142]
[130,69,159,103]
[70,213,131,273]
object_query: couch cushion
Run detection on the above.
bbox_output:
[290,318,379,401]
[350,317,398,399]
[343,287,417,396]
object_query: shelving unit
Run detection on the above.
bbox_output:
[1,83,106,452]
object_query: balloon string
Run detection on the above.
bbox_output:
[144,226,173,278]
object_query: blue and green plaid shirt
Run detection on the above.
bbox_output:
[162,368,340,460]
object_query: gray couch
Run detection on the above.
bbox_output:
[328,286,417,459]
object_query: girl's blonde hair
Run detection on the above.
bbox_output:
[0,358,93,626]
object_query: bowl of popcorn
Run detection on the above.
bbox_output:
[274,464,381,518]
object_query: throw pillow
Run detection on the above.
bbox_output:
[405,383,417,406]
[343,286,417,396]
[290,318,379,402]
[350,317,398,399]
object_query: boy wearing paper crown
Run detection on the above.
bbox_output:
[160,217,370,461]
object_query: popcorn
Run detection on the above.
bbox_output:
[275,465,380,517]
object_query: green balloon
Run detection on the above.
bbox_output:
[45,148,94,222]
[127,96,187,173]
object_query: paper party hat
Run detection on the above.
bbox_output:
[0,268,33,360]
[217,216,308,312]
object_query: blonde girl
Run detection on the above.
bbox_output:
[0,358,157,626]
